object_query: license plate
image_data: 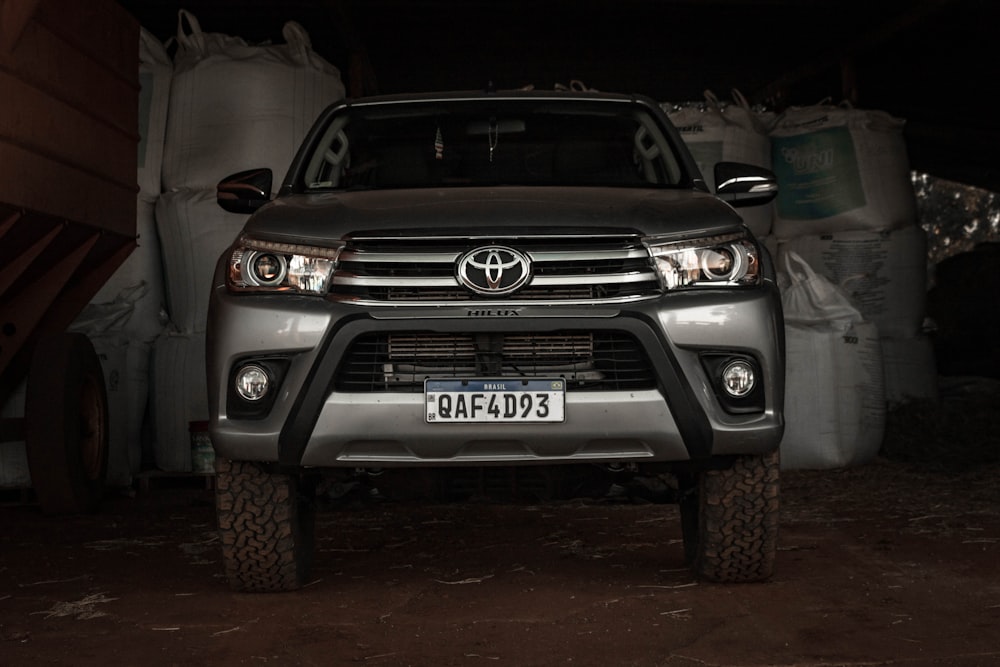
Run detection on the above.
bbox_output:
[425,379,565,423]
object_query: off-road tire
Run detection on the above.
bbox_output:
[24,333,108,515]
[215,457,316,592]
[680,449,780,583]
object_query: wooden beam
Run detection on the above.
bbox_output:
[0,229,99,380]
[0,0,42,53]
[0,221,60,296]
[840,56,858,107]
[325,0,379,97]
[39,236,136,336]
[906,120,1000,192]
[756,0,958,108]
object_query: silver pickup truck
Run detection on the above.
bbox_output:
[208,89,783,591]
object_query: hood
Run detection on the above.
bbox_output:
[242,186,744,244]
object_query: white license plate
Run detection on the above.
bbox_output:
[425,379,565,423]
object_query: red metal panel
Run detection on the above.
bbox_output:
[0,0,138,233]
[0,0,139,399]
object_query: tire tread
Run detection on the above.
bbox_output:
[693,450,780,583]
[216,458,313,592]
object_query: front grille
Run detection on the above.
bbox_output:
[334,331,656,392]
[329,235,661,303]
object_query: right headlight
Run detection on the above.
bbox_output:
[643,231,761,290]
[227,236,343,295]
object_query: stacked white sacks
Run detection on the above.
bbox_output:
[149,10,346,472]
[779,253,886,469]
[664,90,774,238]
[778,227,937,409]
[770,103,916,238]
[770,103,936,468]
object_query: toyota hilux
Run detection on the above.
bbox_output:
[208,89,783,592]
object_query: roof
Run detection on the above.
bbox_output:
[339,88,655,108]
[117,0,1000,193]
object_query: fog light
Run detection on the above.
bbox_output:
[235,364,270,401]
[721,360,755,397]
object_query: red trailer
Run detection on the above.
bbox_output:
[0,0,139,512]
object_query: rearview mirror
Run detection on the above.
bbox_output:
[217,168,273,214]
[466,118,526,135]
[714,162,778,208]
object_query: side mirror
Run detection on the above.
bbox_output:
[217,168,273,214]
[714,162,778,208]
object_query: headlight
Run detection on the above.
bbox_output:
[227,236,343,295]
[644,231,761,290]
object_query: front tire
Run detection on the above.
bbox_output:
[679,450,780,583]
[215,458,316,592]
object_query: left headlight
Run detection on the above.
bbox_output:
[227,236,343,295]
[643,231,761,290]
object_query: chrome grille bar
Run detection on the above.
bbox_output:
[330,236,662,304]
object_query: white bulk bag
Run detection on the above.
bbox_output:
[770,103,916,239]
[150,331,208,472]
[778,225,928,339]
[665,90,774,237]
[88,335,140,487]
[162,10,346,192]
[780,252,886,469]
[137,27,172,201]
[155,188,248,333]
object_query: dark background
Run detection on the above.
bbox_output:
[116,0,1000,194]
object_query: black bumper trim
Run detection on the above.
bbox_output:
[277,313,713,467]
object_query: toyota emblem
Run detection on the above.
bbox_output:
[457,246,531,295]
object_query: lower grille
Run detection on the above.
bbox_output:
[334,331,656,392]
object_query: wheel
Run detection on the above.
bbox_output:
[679,449,780,583]
[24,332,109,514]
[215,457,316,592]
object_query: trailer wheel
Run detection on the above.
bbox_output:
[24,333,109,514]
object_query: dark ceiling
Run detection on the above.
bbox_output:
[117,0,1000,193]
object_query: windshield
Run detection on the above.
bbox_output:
[298,98,686,191]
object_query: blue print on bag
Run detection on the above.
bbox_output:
[772,127,865,221]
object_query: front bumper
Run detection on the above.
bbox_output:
[207,271,784,468]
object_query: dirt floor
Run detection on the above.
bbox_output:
[1,378,999,667]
